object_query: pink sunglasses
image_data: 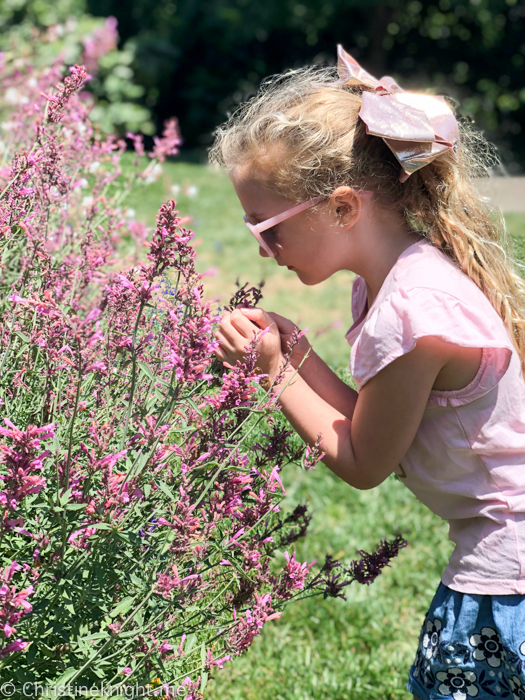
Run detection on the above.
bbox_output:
[243,191,373,258]
[243,196,325,258]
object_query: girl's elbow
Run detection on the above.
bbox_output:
[341,462,393,491]
[322,455,375,490]
[347,474,380,491]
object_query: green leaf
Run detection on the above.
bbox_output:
[59,488,72,506]
[55,667,77,686]
[117,629,137,639]
[200,640,206,666]
[160,529,175,555]
[110,596,135,618]
[200,672,209,693]
[113,530,133,544]
[78,631,109,643]
[130,573,143,587]
[137,360,155,382]
[185,633,196,653]
[88,522,112,531]
[14,331,29,343]
[186,396,203,415]
[157,480,175,501]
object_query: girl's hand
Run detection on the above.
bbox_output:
[214,307,285,378]
[265,311,313,369]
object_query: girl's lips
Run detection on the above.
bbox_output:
[287,266,294,270]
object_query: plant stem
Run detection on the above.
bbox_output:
[120,299,146,451]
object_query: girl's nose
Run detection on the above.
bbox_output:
[259,245,270,258]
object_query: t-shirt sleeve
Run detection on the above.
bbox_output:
[349,286,514,401]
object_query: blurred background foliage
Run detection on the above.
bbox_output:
[1,0,524,167]
[0,0,155,134]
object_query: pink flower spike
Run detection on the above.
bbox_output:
[8,294,27,304]
[0,639,29,657]
[266,612,283,621]
[45,64,89,123]
[85,308,102,323]
[177,633,186,657]
[226,527,245,546]
[211,654,232,669]
[116,274,137,291]
[269,465,286,494]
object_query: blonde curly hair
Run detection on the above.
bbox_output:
[209,65,525,375]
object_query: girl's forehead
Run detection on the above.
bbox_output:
[231,167,290,210]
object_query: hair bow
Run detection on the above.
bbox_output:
[334,45,459,182]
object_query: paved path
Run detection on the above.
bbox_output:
[476,177,525,213]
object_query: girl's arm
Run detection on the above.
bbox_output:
[288,348,359,421]
[216,308,448,490]
[271,339,443,489]
[265,311,358,421]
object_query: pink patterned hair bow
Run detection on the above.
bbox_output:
[334,45,459,182]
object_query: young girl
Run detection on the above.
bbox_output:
[209,45,525,700]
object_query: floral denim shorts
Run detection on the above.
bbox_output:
[407,582,525,700]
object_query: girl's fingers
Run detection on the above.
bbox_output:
[217,316,240,344]
[229,308,268,338]
[238,306,271,328]
[216,318,253,359]
[238,307,279,336]
[214,329,235,354]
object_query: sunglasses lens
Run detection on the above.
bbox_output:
[255,233,274,257]
[248,229,274,257]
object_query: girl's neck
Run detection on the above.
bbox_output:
[360,230,425,309]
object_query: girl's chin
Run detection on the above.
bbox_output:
[293,269,324,286]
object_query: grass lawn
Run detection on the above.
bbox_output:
[129,156,525,699]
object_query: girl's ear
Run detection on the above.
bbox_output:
[330,186,361,229]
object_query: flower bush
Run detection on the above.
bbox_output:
[0,51,406,695]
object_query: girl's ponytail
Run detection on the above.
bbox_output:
[403,140,525,376]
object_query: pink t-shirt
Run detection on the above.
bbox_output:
[345,237,525,595]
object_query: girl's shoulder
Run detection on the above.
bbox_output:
[388,237,486,303]
[347,238,516,393]
[353,237,502,322]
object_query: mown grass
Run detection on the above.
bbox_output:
[129,156,525,700]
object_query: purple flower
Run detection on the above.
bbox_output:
[347,535,408,586]
[149,117,182,162]
[43,64,89,123]
[0,561,33,656]
[0,638,29,657]
[0,420,54,524]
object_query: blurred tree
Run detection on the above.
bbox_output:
[384,0,525,171]
[3,0,524,168]
[0,0,155,134]
[84,0,525,169]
